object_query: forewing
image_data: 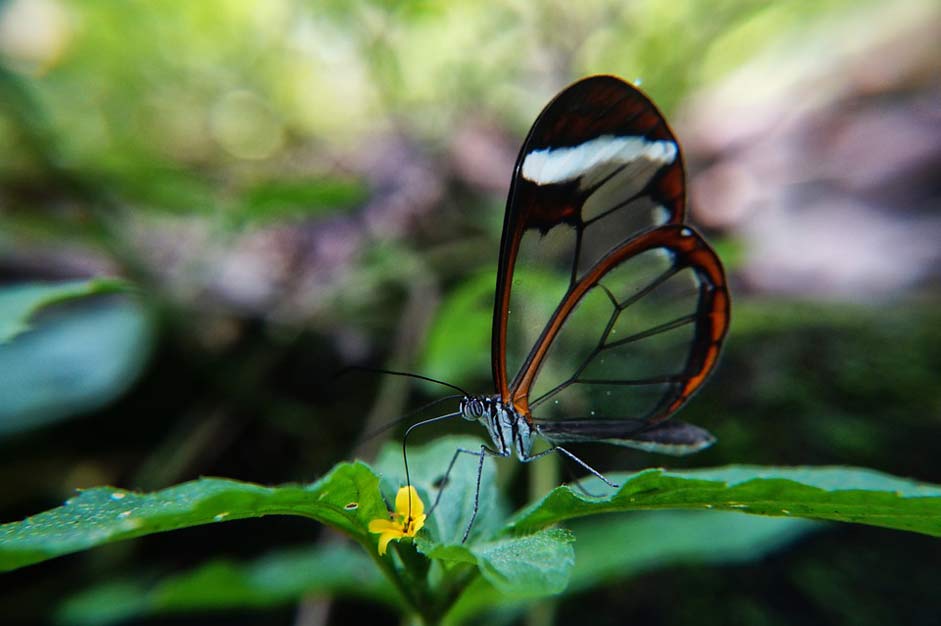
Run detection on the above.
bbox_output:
[492,75,687,401]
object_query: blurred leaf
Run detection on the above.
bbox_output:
[421,272,493,386]
[566,510,817,592]
[507,465,941,537]
[236,177,367,225]
[57,529,574,625]
[57,543,399,626]
[0,278,131,343]
[55,581,145,626]
[0,61,60,170]
[422,267,576,391]
[92,160,219,214]
[0,462,385,572]
[0,291,152,436]
[60,512,809,625]
[448,511,817,621]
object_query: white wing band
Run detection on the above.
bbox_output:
[521,135,677,186]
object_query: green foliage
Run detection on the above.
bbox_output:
[565,510,816,592]
[420,272,493,386]
[421,528,575,598]
[0,462,383,572]
[421,268,573,389]
[57,544,399,626]
[373,435,505,545]
[3,437,941,623]
[0,278,131,343]
[0,279,152,435]
[448,511,818,621]
[237,178,368,225]
[507,465,941,536]
[0,2,936,624]
[55,512,814,625]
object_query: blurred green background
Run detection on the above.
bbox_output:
[1,0,940,624]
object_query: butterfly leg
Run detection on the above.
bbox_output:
[428,446,471,515]
[464,445,489,543]
[521,446,620,489]
[560,461,605,498]
[427,445,505,543]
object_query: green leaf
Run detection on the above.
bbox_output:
[448,511,817,622]
[58,528,574,625]
[456,514,813,620]
[423,528,574,599]
[9,434,939,624]
[0,462,385,572]
[0,295,153,436]
[474,528,574,597]
[236,177,367,224]
[421,273,493,386]
[0,278,132,343]
[56,581,146,626]
[100,161,219,214]
[421,268,571,389]
[506,465,941,537]
[57,544,399,626]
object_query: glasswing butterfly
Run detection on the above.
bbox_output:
[399,74,730,542]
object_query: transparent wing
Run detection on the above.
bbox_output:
[512,225,729,425]
[492,75,688,401]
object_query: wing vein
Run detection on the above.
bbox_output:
[602,313,698,350]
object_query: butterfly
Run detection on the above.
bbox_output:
[400,75,730,542]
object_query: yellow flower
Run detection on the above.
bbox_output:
[368,485,426,555]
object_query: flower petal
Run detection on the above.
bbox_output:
[395,485,424,518]
[377,531,398,556]
[368,518,401,534]
[409,513,427,535]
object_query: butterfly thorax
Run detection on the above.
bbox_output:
[459,395,536,461]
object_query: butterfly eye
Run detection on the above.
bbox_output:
[460,397,484,421]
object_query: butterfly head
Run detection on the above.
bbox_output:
[459,396,489,422]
